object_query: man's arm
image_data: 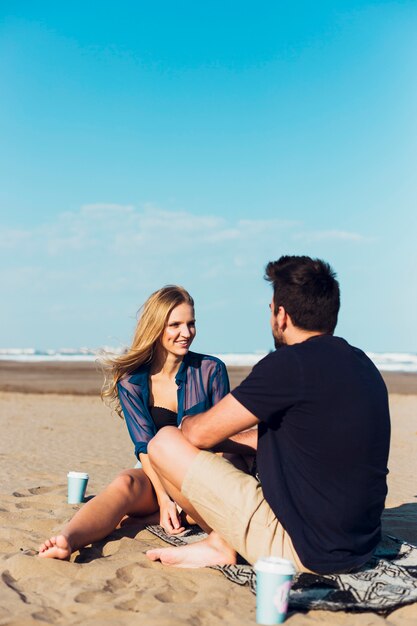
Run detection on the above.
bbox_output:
[211,426,258,454]
[181,393,259,451]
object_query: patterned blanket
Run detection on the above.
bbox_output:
[146,526,417,613]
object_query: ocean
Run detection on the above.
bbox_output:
[0,348,416,372]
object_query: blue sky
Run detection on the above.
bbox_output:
[1,1,416,354]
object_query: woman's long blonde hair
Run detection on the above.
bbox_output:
[100,285,194,418]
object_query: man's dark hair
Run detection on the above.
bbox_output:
[265,255,340,334]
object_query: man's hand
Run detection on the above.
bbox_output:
[158,496,185,535]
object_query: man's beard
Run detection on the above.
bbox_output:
[272,326,286,349]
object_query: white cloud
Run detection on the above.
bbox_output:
[0,204,372,306]
[80,203,136,216]
[293,229,369,242]
[238,218,301,231]
[0,228,32,248]
[0,206,372,268]
[1,204,297,259]
[0,203,387,351]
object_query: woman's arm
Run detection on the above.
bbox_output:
[139,452,185,535]
[210,359,230,404]
[117,380,156,459]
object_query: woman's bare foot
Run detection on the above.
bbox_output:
[38,534,72,560]
[146,531,237,568]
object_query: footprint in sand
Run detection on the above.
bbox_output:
[28,486,56,495]
[116,597,141,613]
[74,590,111,604]
[102,563,155,594]
[116,590,158,613]
[96,564,137,594]
[12,486,57,498]
[32,608,62,622]
[15,502,32,510]
[196,606,244,622]
[154,581,198,604]
[114,581,199,612]
[1,571,29,605]
[77,589,159,614]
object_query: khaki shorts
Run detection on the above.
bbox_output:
[182,450,312,573]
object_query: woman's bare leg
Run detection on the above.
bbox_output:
[38,469,158,559]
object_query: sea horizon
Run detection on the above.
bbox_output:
[1,347,417,372]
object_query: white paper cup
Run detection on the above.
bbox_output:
[254,556,296,624]
[67,471,89,504]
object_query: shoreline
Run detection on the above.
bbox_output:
[1,359,417,395]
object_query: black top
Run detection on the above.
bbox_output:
[231,335,390,574]
[149,406,178,431]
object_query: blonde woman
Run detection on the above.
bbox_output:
[38,285,229,560]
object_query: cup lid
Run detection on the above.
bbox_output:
[67,471,89,479]
[254,556,296,575]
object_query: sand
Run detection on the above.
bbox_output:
[0,362,416,625]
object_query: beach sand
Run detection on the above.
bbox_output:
[0,361,416,625]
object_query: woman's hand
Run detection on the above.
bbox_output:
[159,497,185,535]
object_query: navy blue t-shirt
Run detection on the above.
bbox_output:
[231,335,390,574]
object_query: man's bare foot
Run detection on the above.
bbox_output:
[146,531,237,568]
[38,534,72,560]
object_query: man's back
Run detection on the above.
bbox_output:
[232,335,390,573]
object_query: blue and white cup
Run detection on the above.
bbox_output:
[67,471,89,504]
[254,556,296,624]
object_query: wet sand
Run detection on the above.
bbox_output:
[1,359,416,395]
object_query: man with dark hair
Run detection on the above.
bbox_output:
[146,255,390,575]
[265,255,340,335]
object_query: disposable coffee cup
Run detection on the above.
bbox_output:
[67,471,89,504]
[254,556,296,625]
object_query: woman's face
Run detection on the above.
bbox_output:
[160,302,196,358]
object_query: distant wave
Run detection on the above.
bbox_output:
[0,348,417,372]
[366,352,417,373]
[0,348,101,362]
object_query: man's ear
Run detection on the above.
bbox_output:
[277,306,288,331]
